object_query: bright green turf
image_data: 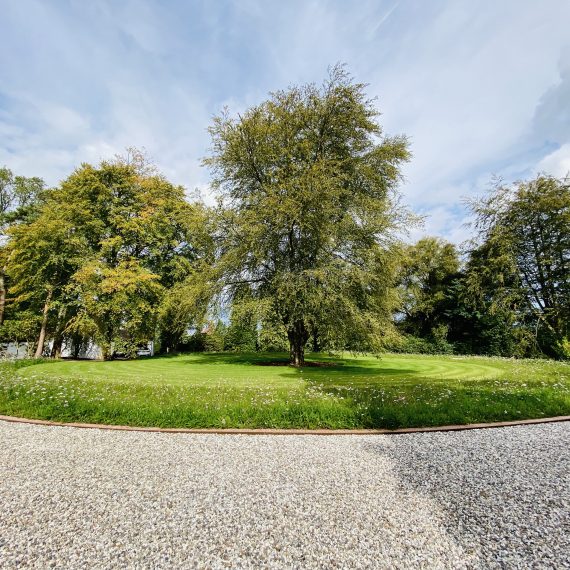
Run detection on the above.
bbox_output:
[1,352,569,429]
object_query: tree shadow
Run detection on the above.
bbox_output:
[171,352,285,366]
[170,351,419,376]
[361,423,570,566]
[296,372,570,429]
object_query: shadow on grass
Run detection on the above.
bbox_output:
[304,374,570,428]
[161,351,275,366]
[171,351,419,377]
[6,352,568,429]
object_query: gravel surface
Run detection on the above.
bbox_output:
[1,420,569,569]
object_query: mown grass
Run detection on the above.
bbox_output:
[1,352,569,429]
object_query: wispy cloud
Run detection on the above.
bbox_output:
[0,0,568,241]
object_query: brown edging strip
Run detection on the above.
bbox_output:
[0,414,569,435]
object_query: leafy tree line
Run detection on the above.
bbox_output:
[0,68,568,363]
[396,174,570,359]
[0,151,213,359]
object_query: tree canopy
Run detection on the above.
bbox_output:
[0,70,568,363]
[398,237,460,338]
[467,175,570,358]
[3,151,208,359]
[204,66,413,365]
[0,167,45,329]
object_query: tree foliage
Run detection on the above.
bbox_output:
[204,66,413,365]
[467,175,570,357]
[1,73,568,364]
[398,237,460,337]
[0,167,44,226]
[2,152,208,359]
[0,167,45,329]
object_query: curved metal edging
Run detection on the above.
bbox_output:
[1,414,569,435]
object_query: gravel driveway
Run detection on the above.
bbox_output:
[1,420,569,569]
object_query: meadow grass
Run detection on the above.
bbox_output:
[1,352,569,429]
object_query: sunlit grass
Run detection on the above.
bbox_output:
[1,352,569,429]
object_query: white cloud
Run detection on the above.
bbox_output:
[537,144,570,178]
[370,1,570,206]
[408,204,474,247]
[0,0,569,243]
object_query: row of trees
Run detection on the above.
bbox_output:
[1,67,568,363]
[0,153,212,359]
[397,174,570,360]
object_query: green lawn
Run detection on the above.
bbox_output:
[1,352,569,429]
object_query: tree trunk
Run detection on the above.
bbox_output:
[72,335,82,359]
[50,306,67,358]
[0,271,6,327]
[50,334,63,358]
[312,327,320,353]
[101,318,114,360]
[101,344,113,361]
[288,320,309,367]
[34,288,53,358]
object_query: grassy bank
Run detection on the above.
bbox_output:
[1,353,569,429]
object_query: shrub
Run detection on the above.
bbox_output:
[387,334,454,355]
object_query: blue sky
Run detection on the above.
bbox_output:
[1,0,569,243]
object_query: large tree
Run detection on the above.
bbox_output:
[204,66,412,365]
[468,174,570,358]
[448,240,534,357]
[0,167,44,327]
[6,206,85,357]
[60,152,201,358]
[4,151,205,359]
[397,237,460,338]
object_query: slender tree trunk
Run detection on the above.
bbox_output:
[311,327,320,353]
[102,328,114,360]
[101,343,112,361]
[288,320,309,367]
[50,332,64,358]
[50,306,67,358]
[72,335,82,359]
[0,270,6,327]
[100,316,114,360]
[34,288,53,358]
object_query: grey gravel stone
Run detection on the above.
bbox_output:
[0,420,568,569]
